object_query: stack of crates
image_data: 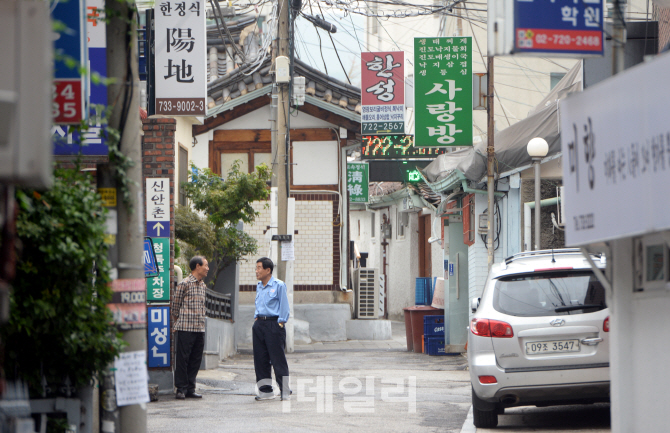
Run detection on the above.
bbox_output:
[423,315,447,356]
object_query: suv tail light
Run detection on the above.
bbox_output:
[470,318,514,338]
[603,316,609,332]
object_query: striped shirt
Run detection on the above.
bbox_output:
[172,274,206,332]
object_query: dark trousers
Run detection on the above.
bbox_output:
[252,320,289,396]
[175,330,205,394]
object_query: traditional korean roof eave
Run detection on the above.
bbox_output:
[206,85,272,118]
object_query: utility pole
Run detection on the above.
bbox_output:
[106,1,146,432]
[274,0,290,282]
[612,0,627,75]
[486,56,495,271]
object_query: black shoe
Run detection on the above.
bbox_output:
[185,392,202,399]
[175,392,185,400]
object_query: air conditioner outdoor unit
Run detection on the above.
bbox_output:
[354,268,379,319]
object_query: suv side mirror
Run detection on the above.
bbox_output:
[471,297,480,313]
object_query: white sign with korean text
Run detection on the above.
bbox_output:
[560,54,670,246]
[146,178,170,221]
[114,350,150,406]
[154,0,206,115]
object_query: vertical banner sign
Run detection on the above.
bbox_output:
[51,0,87,125]
[347,163,369,203]
[53,0,109,155]
[414,37,472,147]
[154,0,206,115]
[515,0,604,56]
[361,52,405,134]
[146,177,170,233]
[147,238,171,301]
[148,306,171,367]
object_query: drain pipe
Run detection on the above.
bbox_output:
[524,197,561,251]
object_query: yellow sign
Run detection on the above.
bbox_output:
[98,188,117,207]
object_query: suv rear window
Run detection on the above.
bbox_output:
[492,271,606,317]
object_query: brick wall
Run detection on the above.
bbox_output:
[239,193,341,291]
[142,117,176,372]
[655,5,670,52]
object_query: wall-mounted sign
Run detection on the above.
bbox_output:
[148,306,171,367]
[53,0,109,155]
[154,0,206,116]
[361,51,405,134]
[146,178,170,222]
[51,0,87,125]
[361,135,448,159]
[514,0,604,56]
[560,52,670,246]
[347,163,369,203]
[414,37,472,147]
[108,279,146,330]
[147,238,170,301]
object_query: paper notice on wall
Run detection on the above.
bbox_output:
[114,350,150,406]
[281,241,295,261]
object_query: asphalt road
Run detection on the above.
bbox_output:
[148,347,472,433]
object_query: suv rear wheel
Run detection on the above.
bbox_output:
[472,387,499,428]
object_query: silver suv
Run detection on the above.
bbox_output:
[468,249,609,428]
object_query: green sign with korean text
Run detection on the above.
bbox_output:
[347,163,369,203]
[414,37,473,147]
[147,237,170,302]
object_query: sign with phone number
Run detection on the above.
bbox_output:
[53,80,84,124]
[156,98,206,116]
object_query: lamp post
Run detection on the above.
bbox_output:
[527,138,549,250]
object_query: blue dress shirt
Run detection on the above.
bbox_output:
[255,276,290,323]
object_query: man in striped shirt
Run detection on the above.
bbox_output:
[173,256,209,400]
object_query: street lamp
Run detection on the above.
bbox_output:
[527,137,549,250]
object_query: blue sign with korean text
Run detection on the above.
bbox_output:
[514,0,604,56]
[147,221,171,238]
[148,306,171,367]
[144,238,159,277]
[449,263,454,276]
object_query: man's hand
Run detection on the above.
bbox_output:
[278,322,284,328]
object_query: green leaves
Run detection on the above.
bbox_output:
[177,162,271,285]
[4,168,123,396]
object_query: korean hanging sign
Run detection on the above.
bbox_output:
[154,0,206,115]
[347,163,369,203]
[514,0,604,56]
[147,237,170,302]
[361,52,405,135]
[148,306,171,367]
[414,37,472,147]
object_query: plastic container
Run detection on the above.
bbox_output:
[415,277,433,305]
[408,306,444,352]
[425,336,448,356]
[423,315,445,338]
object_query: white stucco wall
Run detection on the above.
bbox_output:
[349,209,380,269]
[608,235,670,433]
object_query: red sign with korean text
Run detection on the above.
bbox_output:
[52,79,84,124]
[361,51,405,135]
[361,52,404,105]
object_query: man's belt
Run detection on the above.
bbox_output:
[257,315,279,321]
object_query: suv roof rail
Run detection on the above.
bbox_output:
[504,248,601,265]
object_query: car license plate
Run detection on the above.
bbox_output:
[526,340,580,355]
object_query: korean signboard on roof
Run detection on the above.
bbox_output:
[347,163,369,203]
[414,37,472,147]
[514,0,604,56]
[361,52,405,135]
[154,0,206,116]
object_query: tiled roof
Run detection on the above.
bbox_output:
[204,17,361,119]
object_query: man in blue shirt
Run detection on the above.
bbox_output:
[253,257,290,401]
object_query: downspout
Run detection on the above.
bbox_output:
[523,197,561,251]
[461,180,504,197]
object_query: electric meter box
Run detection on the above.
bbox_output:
[275,56,290,83]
